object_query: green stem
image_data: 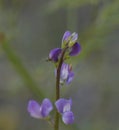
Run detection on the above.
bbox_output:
[54,47,67,130]
[1,39,44,99]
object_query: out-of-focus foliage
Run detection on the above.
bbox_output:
[79,0,119,59]
[48,0,99,11]
[0,108,19,130]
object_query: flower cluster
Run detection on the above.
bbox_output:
[59,63,74,85]
[55,98,74,124]
[49,31,81,63]
[28,99,53,119]
[27,31,81,126]
[28,98,74,124]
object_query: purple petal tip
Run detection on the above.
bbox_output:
[49,48,62,62]
[27,100,42,119]
[27,99,53,119]
[62,111,74,124]
[55,98,72,114]
[62,31,71,42]
[69,42,81,56]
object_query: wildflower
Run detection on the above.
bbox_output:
[48,31,81,63]
[49,48,62,62]
[55,98,74,124]
[69,42,81,56]
[62,111,74,125]
[62,31,78,48]
[60,63,74,84]
[27,98,53,119]
[62,31,81,56]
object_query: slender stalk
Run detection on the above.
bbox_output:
[54,47,67,130]
[0,38,44,99]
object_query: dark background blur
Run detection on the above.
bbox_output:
[0,0,119,130]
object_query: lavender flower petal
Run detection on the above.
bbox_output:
[66,71,74,84]
[55,98,72,114]
[59,63,74,84]
[27,100,42,118]
[49,48,62,62]
[62,111,74,124]
[62,31,71,43]
[69,42,81,56]
[70,32,78,43]
[55,63,68,83]
[60,63,69,81]
[41,98,53,117]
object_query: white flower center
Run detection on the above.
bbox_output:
[63,103,71,113]
[61,65,69,80]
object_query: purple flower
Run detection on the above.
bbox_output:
[49,48,62,62]
[27,98,53,119]
[48,31,81,62]
[69,42,81,56]
[62,31,71,44]
[62,31,81,56]
[62,31,78,48]
[60,63,74,84]
[55,98,74,124]
[62,111,74,125]
[48,31,81,63]
[70,32,78,43]
[55,98,72,113]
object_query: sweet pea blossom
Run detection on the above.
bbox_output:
[60,63,74,84]
[49,48,62,62]
[62,31,78,48]
[62,31,81,54]
[62,111,74,125]
[27,98,53,119]
[55,98,74,124]
[69,42,81,56]
[48,31,81,62]
[62,31,71,44]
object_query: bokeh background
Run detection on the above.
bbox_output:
[0,0,119,130]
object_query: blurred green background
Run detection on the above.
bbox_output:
[0,0,119,130]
